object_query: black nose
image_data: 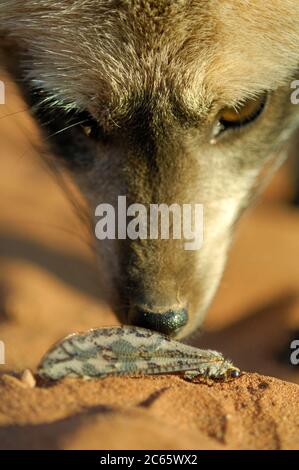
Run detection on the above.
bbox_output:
[128,305,188,335]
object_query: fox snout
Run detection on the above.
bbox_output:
[94,191,203,335]
[111,232,197,337]
[88,128,213,338]
[118,251,191,335]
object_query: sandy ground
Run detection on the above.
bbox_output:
[0,77,298,450]
[0,373,298,450]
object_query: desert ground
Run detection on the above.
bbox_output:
[0,76,298,450]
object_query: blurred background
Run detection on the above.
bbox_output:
[1,73,299,384]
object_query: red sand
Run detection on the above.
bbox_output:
[0,373,298,450]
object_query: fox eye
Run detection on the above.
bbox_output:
[79,113,101,139]
[212,94,267,140]
[81,123,93,137]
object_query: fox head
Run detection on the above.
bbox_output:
[1,0,299,337]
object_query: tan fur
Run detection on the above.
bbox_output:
[1,1,299,337]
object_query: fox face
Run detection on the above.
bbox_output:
[1,1,299,337]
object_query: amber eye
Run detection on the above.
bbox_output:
[80,116,111,143]
[213,94,267,139]
[81,124,93,137]
[80,114,100,139]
